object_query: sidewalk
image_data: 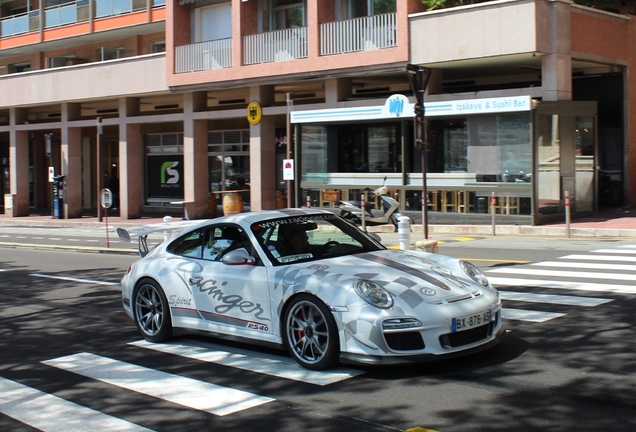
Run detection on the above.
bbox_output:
[0,206,635,238]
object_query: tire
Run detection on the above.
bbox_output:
[133,279,173,342]
[283,294,339,370]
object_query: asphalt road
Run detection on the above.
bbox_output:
[1,239,636,431]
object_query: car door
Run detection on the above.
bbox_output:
[190,224,273,336]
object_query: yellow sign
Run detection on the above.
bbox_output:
[247,101,262,125]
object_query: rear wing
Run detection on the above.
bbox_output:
[116,220,206,257]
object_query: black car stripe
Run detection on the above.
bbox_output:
[357,253,449,290]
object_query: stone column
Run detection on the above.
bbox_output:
[61,103,82,218]
[541,0,572,102]
[183,92,209,219]
[119,97,143,219]
[325,78,352,106]
[7,108,29,217]
[249,86,276,211]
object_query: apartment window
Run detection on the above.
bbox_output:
[149,40,166,53]
[197,2,231,42]
[271,0,305,30]
[349,0,395,18]
[8,62,31,73]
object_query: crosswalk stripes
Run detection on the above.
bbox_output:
[42,352,274,416]
[487,245,636,323]
[129,339,365,386]
[0,377,152,432]
[2,337,367,431]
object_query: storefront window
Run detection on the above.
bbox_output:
[335,123,399,173]
[466,114,532,181]
[536,114,561,215]
[300,125,329,183]
[443,119,467,172]
[208,130,250,197]
[575,117,595,212]
[145,133,184,202]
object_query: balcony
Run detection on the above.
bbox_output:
[1,0,165,39]
[44,0,89,29]
[243,26,308,65]
[1,11,37,38]
[320,13,397,56]
[175,38,232,73]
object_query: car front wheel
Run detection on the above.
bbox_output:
[133,279,172,342]
[283,294,339,370]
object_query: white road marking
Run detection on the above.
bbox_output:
[130,339,364,386]
[0,377,152,432]
[29,273,118,286]
[48,238,62,241]
[559,254,636,262]
[501,309,565,322]
[487,267,636,282]
[590,249,636,254]
[42,353,274,416]
[499,291,612,307]
[616,245,636,248]
[489,276,636,295]
[532,261,636,272]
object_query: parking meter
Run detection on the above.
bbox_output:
[53,175,65,219]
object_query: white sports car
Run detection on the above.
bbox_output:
[117,209,504,370]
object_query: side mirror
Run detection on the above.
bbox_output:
[221,249,256,266]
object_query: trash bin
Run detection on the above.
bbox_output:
[477,197,487,213]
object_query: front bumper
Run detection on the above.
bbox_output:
[338,325,506,366]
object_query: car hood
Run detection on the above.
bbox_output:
[277,249,486,303]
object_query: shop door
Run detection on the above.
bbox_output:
[533,102,597,225]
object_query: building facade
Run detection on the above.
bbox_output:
[0,0,634,224]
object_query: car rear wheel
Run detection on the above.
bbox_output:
[133,279,172,342]
[283,294,339,370]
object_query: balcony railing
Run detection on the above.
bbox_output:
[320,13,397,56]
[95,0,146,19]
[243,26,308,65]
[1,11,31,37]
[44,0,89,28]
[175,38,232,73]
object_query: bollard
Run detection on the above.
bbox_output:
[361,194,366,232]
[565,190,571,238]
[491,192,496,236]
[398,216,411,250]
[306,195,311,209]
[163,215,173,242]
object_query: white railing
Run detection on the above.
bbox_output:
[243,26,308,65]
[175,38,232,73]
[320,13,397,56]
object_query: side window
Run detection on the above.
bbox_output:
[203,226,249,261]
[166,229,204,258]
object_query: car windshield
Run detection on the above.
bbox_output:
[250,213,385,265]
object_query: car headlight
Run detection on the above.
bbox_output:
[460,260,489,287]
[353,280,393,308]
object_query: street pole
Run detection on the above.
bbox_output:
[96,117,103,222]
[407,64,432,240]
[286,93,294,208]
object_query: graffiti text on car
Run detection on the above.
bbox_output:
[196,279,270,321]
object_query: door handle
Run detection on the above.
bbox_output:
[188,275,203,285]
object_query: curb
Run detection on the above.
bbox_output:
[0,242,138,255]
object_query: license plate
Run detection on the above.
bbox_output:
[452,310,491,332]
